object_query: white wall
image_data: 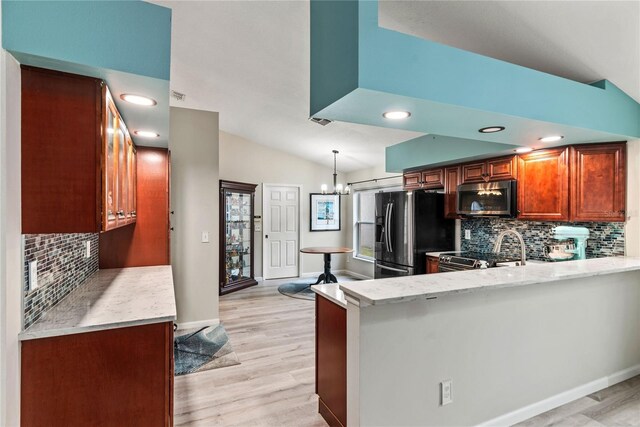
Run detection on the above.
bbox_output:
[349,271,640,426]
[219,131,347,277]
[170,107,220,326]
[625,139,640,256]
[343,164,402,278]
[0,48,22,426]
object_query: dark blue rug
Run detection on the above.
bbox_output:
[174,323,240,376]
[277,280,317,301]
[277,275,357,301]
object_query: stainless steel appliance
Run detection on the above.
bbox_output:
[457,180,517,217]
[375,191,454,279]
[438,251,519,272]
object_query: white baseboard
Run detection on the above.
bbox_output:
[341,270,373,280]
[176,318,220,331]
[255,276,264,282]
[477,364,640,427]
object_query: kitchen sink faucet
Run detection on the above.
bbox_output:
[492,229,527,266]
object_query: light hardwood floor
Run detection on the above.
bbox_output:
[515,375,640,427]
[174,277,328,426]
[175,278,640,427]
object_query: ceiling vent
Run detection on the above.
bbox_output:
[171,90,186,102]
[309,117,333,126]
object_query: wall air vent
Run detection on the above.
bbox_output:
[171,90,186,101]
[309,117,333,126]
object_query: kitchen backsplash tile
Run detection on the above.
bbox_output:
[460,218,625,261]
[23,233,99,329]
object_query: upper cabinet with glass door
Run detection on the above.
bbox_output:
[20,66,138,234]
[103,87,137,231]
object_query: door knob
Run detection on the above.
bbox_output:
[265,235,268,239]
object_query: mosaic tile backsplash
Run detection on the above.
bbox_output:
[23,233,99,328]
[460,218,625,261]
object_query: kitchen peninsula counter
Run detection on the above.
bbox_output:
[339,256,640,306]
[342,256,640,426]
[20,265,176,340]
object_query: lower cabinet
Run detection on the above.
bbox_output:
[426,256,440,274]
[21,322,174,427]
[316,295,347,427]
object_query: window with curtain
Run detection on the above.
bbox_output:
[353,190,376,260]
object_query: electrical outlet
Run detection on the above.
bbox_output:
[441,380,452,406]
[85,241,91,258]
[29,260,38,291]
[201,231,210,243]
[464,229,471,240]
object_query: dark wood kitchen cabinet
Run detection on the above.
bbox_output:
[403,171,422,190]
[517,147,570,221]
[316,294,347,427]
[21,322,174,427]
[570,143,626,222]
[461,156,517,183]
[444,166,461,218]
[21,66,136,233]
[426,255,440,274]
[403,168,444,190]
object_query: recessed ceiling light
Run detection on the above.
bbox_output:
[539,135,564,143]
[515,147,533,153]
[120,94,157,106]
[479,126,505,133]
[134,130,160,138]
[383,111,411,120]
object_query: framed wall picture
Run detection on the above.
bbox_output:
[310,193,341,231]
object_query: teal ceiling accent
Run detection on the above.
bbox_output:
[386,135,520,173]
[310,0,640,171]
[2,0,171,148]
[2,0,171,80]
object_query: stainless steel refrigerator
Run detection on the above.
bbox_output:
[374,191,455,279]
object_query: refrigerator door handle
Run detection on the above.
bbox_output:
[384,203,391,252]
[388,202,394,253]
[377,263,409,273]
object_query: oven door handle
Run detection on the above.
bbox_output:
[377,263,409,273]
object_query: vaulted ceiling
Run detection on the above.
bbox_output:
[154,0,639,172]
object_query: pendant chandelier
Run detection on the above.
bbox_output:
[321,150,350,195]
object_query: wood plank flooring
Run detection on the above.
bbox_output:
[174,277,640,427]
[174,278,328,426]
[515,375,640,427]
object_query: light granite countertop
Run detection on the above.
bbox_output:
[339,257,640,306]
[20,266,176,341]
[311,283,347,308]
[424,251,459,258]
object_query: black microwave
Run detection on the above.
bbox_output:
[457,180,517,217]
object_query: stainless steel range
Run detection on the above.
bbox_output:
[438,251,517,272]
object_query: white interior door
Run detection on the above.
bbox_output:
[263,185,300,279]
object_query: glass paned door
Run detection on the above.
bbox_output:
[220,180,257,295]
[224,191,253,285]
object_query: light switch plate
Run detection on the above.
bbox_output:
[464,230,471,240]
[29,260,38,291]
[201,231,210,243]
